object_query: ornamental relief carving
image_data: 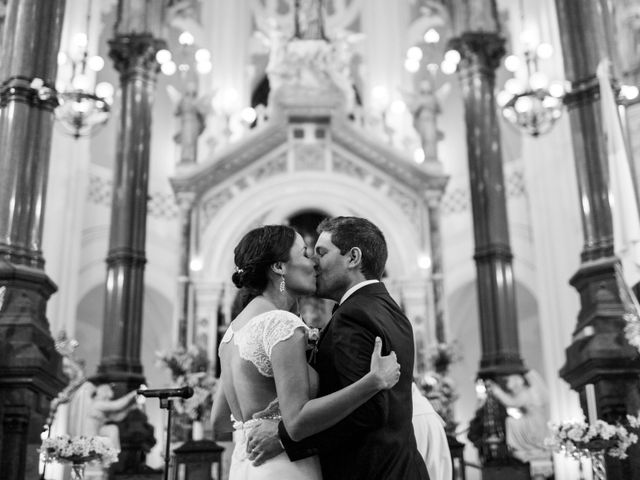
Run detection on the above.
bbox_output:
[200,189,234,226]
[332,153,366,180]
[293,144,326,171]
[252,154,288,181]
[387,186,420,227]
[614,0,640,80]
[250,0,363,36]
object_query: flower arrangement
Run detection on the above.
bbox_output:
[615,263,640,354]
[39,434,118,466]
[623,311,640,352]
[428,342,461,373]
[414,341,461,433]
[545,415,640,459]
[416,370,459,433]
[156,345,217,421]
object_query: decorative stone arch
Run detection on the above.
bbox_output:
[197,170,425,285]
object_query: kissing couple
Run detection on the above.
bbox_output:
[212,216,430,480]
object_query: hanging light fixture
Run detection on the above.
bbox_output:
[496,1,566,137]
[496,40,566,137]
[155,30,213,78]
[54,3,114,138]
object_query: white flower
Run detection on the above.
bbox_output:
[545,417,639,460]
[623,312,640,351]
[567,425,585,441]
[40,435,118,466]
[627,415,640,429]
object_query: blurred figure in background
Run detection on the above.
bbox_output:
[412,383,452,480]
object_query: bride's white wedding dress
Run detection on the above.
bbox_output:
[220,310,322,480]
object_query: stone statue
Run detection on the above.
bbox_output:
[171,82,208,164]
[405,79,445,162]
[264,16,358,114]
[485,370,553,479]
[294,0,326,40]
[69,382,138,452]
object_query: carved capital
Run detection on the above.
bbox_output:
[176,191,196,214]
[108,34,166,78]
[449,32,505,73]
[424,191,444,210]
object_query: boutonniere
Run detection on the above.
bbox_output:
[307,327,320,348]
[307,327,321,364]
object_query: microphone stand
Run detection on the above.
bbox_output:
[160,398,174,480]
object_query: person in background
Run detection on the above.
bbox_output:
[412,382,452,480]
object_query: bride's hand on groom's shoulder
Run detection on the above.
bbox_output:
[369,337,401,390]
[246,420,284,466]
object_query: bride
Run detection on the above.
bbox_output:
[211,225,401,479]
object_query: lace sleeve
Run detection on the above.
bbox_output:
[263,311,308,359]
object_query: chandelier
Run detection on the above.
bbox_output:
[156,30,212,78]
[55,9,114,138]
[496,41,565,137]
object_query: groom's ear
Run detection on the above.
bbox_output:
[347,247,362,269]
[270,262,285,275]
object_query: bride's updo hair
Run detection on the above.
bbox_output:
[232,225,296,294]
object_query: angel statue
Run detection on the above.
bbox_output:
[485,370,554,479]
[168,82,210,164]
[68,382,139,453]
[44,332,87,434]
[403,79,449,163]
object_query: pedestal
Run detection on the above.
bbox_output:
[171,440,224,480]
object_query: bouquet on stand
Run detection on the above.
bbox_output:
[39,434,118,479]
[415,342,460,433]
[545,415,640,480]
[156,345,218,440]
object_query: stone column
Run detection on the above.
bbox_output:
[93,1,166,475]
[175,192,195,347]
[448,1,526,471]
[194,281,224,373]
[555,0,640,477]
[449,30,526,378]
[426,192,447,344]
[0,1,67,479]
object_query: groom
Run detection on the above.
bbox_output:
[247,216,429,479]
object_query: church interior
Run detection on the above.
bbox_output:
[2,0,640,479]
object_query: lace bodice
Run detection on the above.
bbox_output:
[220,310,308,377]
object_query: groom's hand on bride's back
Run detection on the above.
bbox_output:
[246,420,284,466]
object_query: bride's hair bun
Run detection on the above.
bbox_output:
[232,225,296,294]
[232,265,254,289]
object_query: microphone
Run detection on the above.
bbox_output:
[137,386,194,399]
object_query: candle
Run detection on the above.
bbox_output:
[585,383,597,425]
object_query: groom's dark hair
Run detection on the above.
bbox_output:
[317,216,387,279]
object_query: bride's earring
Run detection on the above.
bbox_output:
[279,275,286,293]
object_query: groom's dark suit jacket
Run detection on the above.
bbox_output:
[279,282,429,480]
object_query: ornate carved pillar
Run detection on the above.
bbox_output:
[175,192,196,347]
[194,282,224,373]
[555,0,640,477]
[0,1,67,478]
[448,2,526,471]
[93,1,166,474]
